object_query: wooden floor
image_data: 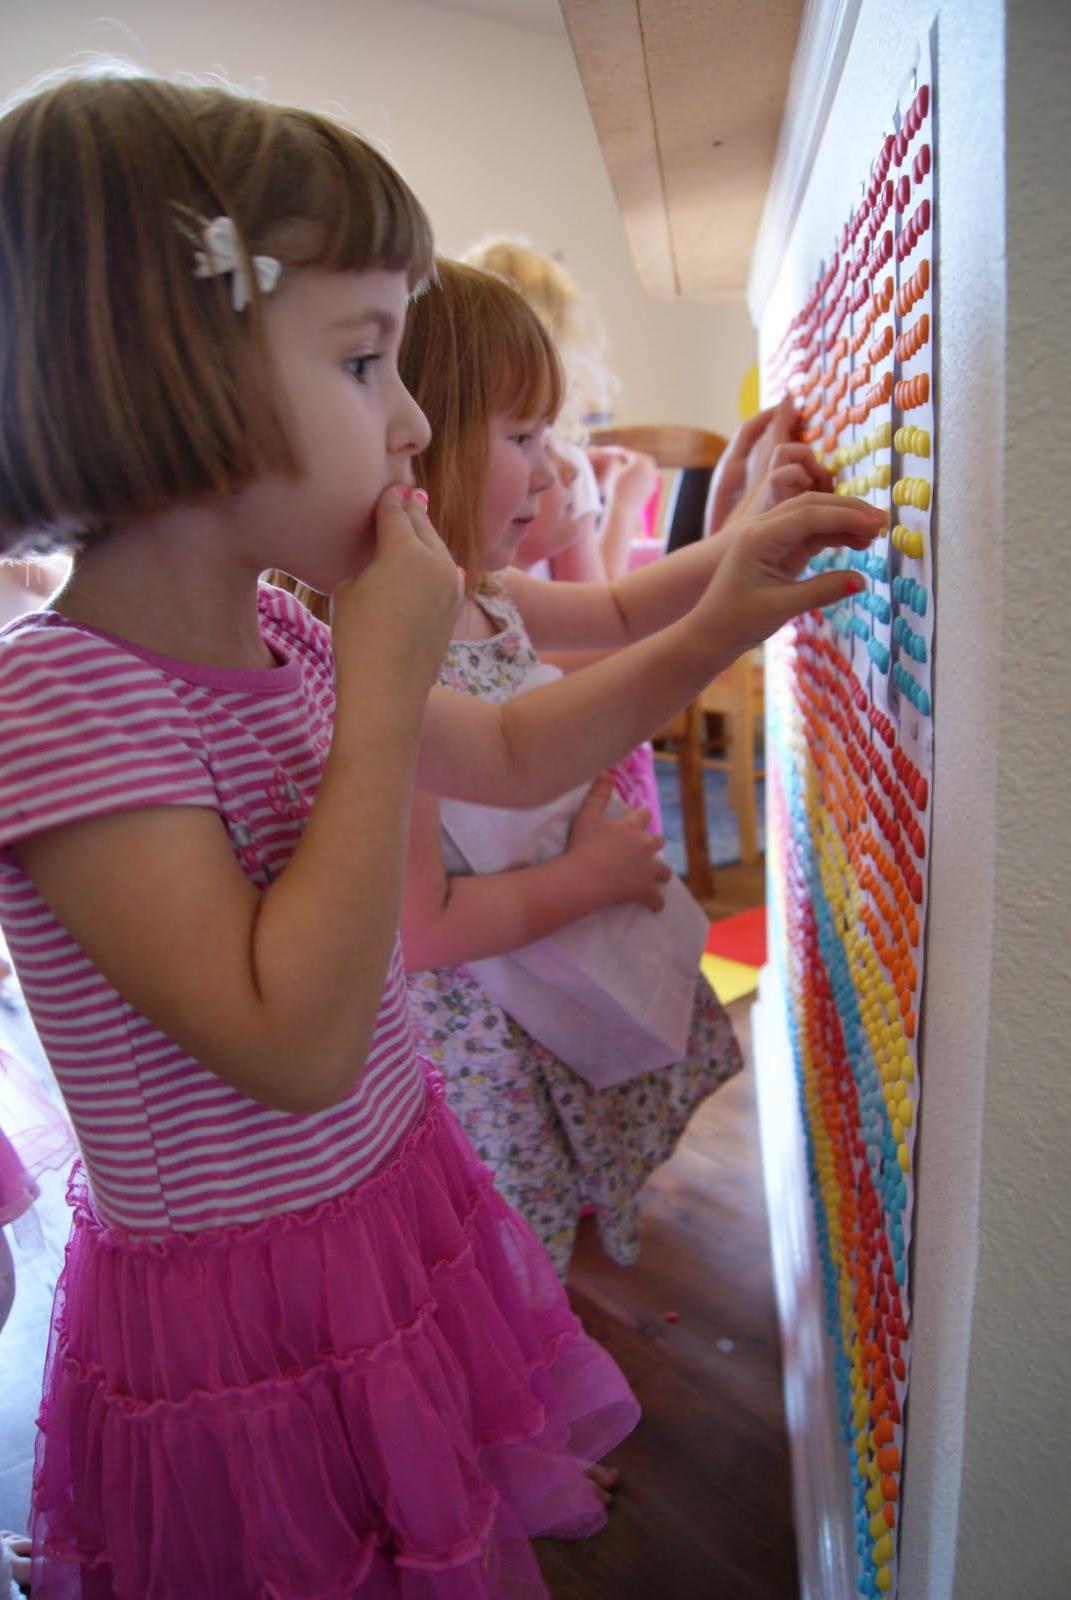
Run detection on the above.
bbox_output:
[695,859,767,924]
[537,890,799,1599]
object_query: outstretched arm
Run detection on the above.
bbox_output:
[592,448,660,580]
[505,423,834,654]
[421,490,884,805]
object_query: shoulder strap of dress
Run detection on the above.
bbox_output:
[473,575,522,629]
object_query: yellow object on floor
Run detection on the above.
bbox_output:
[701,953,761,1005]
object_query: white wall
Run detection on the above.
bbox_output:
[953,2,1071,1593]
[751,0,1071,1595]
[0,0,755,434]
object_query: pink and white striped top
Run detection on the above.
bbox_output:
[0,584,425,1234]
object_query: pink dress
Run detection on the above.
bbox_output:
[0,585,638,1600]
[0,1045,75,1225]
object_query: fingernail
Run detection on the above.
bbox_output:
[394,485,412,501]
[843,573,866,597]
[411,488,429,510]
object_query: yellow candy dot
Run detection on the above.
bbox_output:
[873,1532,894,1564]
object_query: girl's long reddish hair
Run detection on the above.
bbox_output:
[397,258,563,588]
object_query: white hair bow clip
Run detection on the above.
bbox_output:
[174,209,281,311]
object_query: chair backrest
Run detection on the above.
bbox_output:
[588,424,727,552]
[588,423,725,470]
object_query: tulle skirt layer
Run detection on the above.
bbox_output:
[30,1074,639,1599]
[0,1044,76,1225]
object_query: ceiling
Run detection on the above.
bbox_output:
[560,0,804,299]
[425,0,803,299]
[423,0,565,32]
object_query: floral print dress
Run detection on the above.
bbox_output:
[407,582,743,1276]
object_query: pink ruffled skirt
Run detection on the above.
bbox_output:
[0,1044,76,1225]
[30,1074,639,1599]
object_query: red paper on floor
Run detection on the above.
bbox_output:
[704,906,767,970]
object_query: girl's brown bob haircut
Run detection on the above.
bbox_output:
[398,258,563,589]
[0,68,434,555]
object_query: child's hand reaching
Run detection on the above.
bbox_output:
[691,491,886,657]
[744,441,834,516]
[566,774,672,913]
[590,448,660,517]
[331,486,464,695]
[705,394,799,534]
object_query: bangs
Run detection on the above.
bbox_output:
[0,71,437,548]
[481,298,564,424]
[255,111,435,290]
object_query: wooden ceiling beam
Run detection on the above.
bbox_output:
[560,0,804,300]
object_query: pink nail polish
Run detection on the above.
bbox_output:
[395,485,412,501]
[411,488,429,510]
[843,573,866,597]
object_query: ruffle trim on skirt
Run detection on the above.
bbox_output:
[30,1073,639,1600]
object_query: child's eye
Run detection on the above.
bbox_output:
[510,432,533,447]
[345,354,381,383]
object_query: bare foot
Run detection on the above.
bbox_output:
[1,1530,31,1588]
[585,1462,621,1507]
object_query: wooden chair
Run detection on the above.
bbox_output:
[590,423,765,903]
[589,425,724,551]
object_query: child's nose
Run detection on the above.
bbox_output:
[392,384,432,457]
